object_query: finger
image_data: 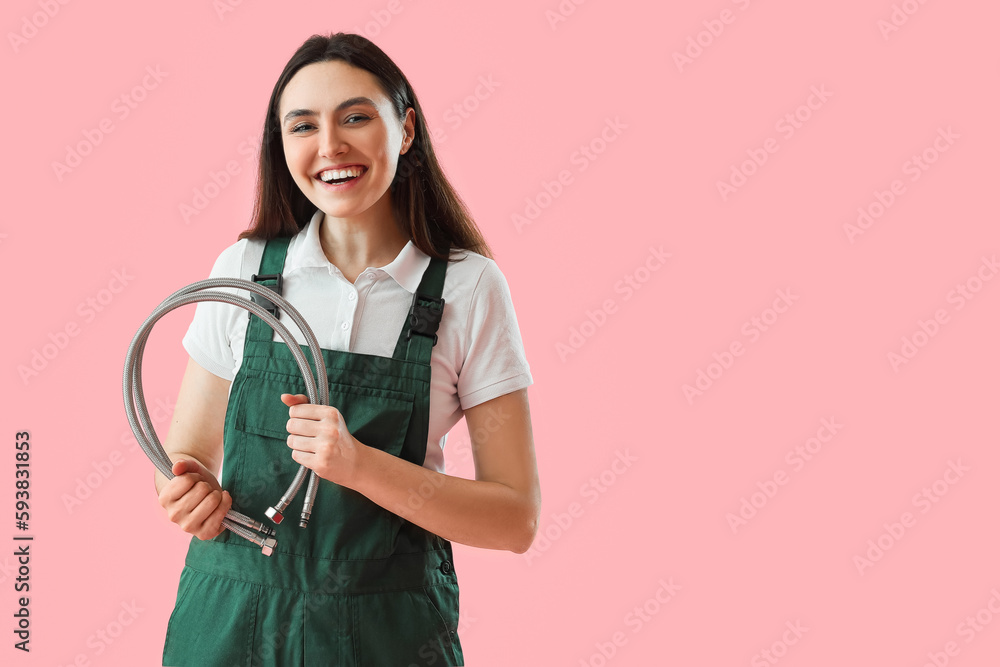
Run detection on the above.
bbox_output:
[183,489,225,538]
[286,434,316,453]
[172,458,202,477]
[286,416,323,437]
[280,393,310,407]
[288,402,338,421]
[166,479,214,523]
[203,491,233,539]
[159,472,199,506]
[289,448,311,467]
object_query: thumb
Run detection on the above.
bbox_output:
[280,393,309,406]
[171,458,200,476]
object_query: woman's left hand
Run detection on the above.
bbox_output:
[281,393,363,488]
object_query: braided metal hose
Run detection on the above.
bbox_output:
[124,277,330,555]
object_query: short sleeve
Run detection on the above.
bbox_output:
[456,260,533,410]
[181,239,246,381]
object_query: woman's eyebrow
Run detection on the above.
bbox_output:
[282,96,377,125]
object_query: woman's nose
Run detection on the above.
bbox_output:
[318,123,347,157]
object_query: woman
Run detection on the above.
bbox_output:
[154,32,540,666]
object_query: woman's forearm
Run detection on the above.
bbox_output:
[349,443,537,554]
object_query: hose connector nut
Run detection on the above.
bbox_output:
[261,536,277,557]
[265,506,284,524]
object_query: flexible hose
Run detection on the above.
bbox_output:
[124,277,330,555]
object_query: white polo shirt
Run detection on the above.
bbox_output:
[182,209,533,472]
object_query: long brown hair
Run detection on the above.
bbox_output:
[237,32,492,262]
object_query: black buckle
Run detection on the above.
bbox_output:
[406,292,444,345]
[248,272,283,320]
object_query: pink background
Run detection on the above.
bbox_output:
[3,0,999,665]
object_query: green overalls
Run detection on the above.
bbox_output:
[163,236,464,666]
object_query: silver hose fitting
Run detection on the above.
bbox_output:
[265,506,285,525]
[227,509,277,537]
[300,470,319,528]
[261,537,277,557]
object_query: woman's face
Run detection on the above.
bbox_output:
[277,60,413,221]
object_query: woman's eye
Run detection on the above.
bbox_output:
[289,115,369,133]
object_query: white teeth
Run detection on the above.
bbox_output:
[319,167,364,183]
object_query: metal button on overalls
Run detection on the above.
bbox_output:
[162,236,464,666]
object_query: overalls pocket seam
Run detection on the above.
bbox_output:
[245,583,261,667]
[419,583,455,640]
[162,567,196,662]
[185,562,302,596]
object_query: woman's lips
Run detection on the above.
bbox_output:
[315,166,368,191]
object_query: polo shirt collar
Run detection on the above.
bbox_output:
[287,209,431,294]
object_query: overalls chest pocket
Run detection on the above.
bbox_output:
[226,368,415,559]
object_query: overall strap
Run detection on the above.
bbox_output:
[392,249,448,365]
[246,235,292,343]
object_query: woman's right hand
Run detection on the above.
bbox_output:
[158,458,233,540]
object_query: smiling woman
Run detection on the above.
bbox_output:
[153,32,539,667]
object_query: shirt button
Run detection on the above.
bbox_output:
[366,272,376,280]
[348,291,356,301]
[341,322,349,330]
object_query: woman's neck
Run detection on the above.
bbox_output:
[318,198,409,273]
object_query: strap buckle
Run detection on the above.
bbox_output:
[406,292,445,345]
[248,272,283,320]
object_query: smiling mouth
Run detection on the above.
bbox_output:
[317,166,367,184]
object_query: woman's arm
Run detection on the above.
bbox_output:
[154,356,235,540]
[283,388,541,553]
